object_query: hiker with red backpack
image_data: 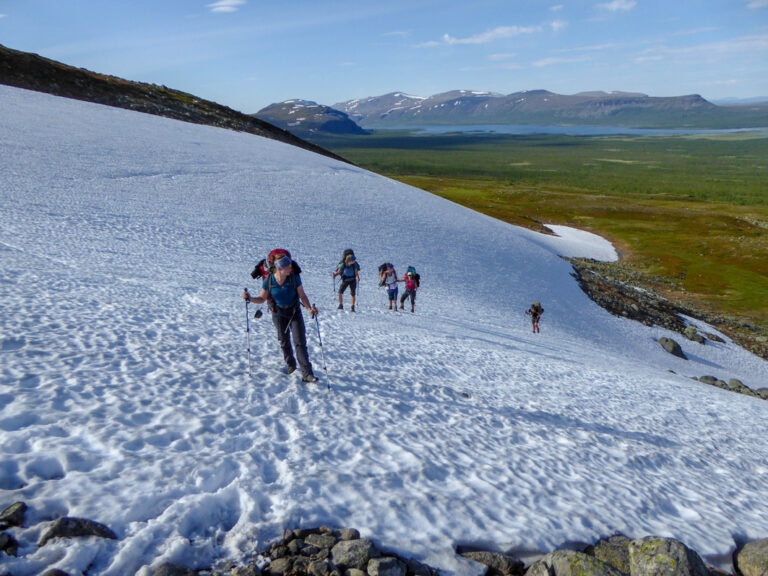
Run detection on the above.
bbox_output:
[244,249,319,383]
[333,249,360,312]
[399,266,420,313]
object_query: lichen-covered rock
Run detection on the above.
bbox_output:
[628,537,708,576]
[231,565,262,576]
[684,327,706,345]
[659,338,687,360]
[0,501,27,529]
[588,535,632,575]
[38,517,118,546]
[306,532,339,550]
[339,528,361,541]
[265,557,294,576]
[151,563,198,576]
[331,539,380,571]
[460,550,525,576]
[757,388,768,400]
[368,557,407,576]
[735,538,768,576]
[525,550,625,576]
[307,559,334,576]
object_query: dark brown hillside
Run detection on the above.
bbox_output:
[0,44,349,164]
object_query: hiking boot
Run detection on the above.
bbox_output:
[399,303,404,310]
[411,307,415,313]
[283,364,297,375]
[302,373,318,384]
[351,305,356,312]
[337,304,343,310]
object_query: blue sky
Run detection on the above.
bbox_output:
[1,0,767,112]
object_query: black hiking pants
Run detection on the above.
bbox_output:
[400,289,416,308]
[275,304,313,377]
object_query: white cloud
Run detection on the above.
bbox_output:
[551,20,568,32]
[550,4,564,11]
[597,0,637,12]
[0,14,6,19]
[382,31,410,38]
[532,55,592,67]
[746,0,768,7]
[206,0,246,13]
[487,53,517,62]
[634,33,768,64]
[420,25,542,47]
[553,42,622,53]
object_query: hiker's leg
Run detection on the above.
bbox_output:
[290,312,313,376]
[276,311,296,367]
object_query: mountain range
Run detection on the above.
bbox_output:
[256,89,768,133]
[253,99,367,137]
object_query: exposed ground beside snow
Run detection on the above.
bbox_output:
[1,85,767,576]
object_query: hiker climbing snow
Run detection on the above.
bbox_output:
[400,266,420,313]
[526,301,544,333]
[378,263,399,311]
[333,249,360,312]
[243,250,319,383]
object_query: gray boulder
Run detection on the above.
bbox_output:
[331,539,380,571]
[734,538,768,576]
[684,327,706,345]
[0,501,27,529]
[727,379,752,394]
[368,557,407,576]
[757,388,768,400]
[628,537,708,576]
[588,535,632,575]
[307,560,334,576]
[39,517,117,546]
[460,550,525,576]
[231,565,262,576]
[659,338,687,360]
[1,531,19,556]
[699,376,727,389]
[525,550,625,576]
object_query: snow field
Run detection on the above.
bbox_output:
[1,85,767,576]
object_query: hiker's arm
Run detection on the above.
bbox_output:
[244,288,269,304]
[297,286,316,314]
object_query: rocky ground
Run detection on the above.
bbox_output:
[2,503,767,576]
[0,45,347,164]
[566,258,768,365]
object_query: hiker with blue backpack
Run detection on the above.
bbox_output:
[399,266,420,313]
[333,249,360,312]
[243,249,319,383]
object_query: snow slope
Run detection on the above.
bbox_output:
[1,85,767,576]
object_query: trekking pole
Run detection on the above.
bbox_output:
[244,288,252,376]
[312,304,331,391]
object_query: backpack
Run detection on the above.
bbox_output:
[378,262,392,286]
[406,266,420,288]
[338,249,358,276]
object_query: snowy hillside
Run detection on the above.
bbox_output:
[1,85,767,576]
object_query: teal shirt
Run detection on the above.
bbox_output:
[263,273,301,307]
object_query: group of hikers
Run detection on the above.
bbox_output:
[242,248,543,383]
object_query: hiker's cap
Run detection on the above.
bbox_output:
[275,256,292,270]
[346,255,356,264]
[387,264,394,270]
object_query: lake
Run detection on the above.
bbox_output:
[376,124,768,136]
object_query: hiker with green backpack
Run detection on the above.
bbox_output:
[399,266,420,313]
[333,249,360,312]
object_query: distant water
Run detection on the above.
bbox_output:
[377,124,768,136]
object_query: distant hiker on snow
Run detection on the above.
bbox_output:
[378,263,399,311]
[400,266,420,313]
[526,301,544,333]
[244,249,319,383]
[333,249,360,312]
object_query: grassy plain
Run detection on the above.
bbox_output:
[311,131,768,329]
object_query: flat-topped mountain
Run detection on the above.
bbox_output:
[332,89,768,129]
[254,99,367,137]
